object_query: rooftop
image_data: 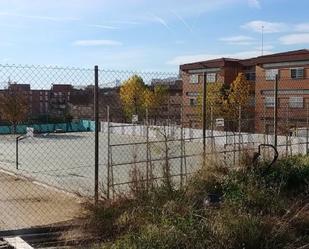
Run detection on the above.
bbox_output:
[180,49,309,70]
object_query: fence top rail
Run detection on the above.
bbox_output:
[0,63,95,72]
[0,64,179,76]
[99,68,179,76]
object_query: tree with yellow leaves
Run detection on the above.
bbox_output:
[120,75,168,122]
[227,72,251,120]
[198,82,225,127]
[119,75,146,121]
[143,85,168,122]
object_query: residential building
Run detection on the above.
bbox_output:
[69,86,125,123]
[49,84,73,118]
[150,77,183,125]
[180,58,255,129]
[254,49,309,133]
[180,49,309,133]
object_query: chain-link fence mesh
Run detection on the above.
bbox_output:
[0,65,94,230]
[0,63,308,230]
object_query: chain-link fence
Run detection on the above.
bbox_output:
[0,63,308,230]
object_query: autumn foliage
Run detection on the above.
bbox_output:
[120,75,167,122]
[0,89,29,133]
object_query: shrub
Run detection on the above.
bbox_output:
[86,155,309,249]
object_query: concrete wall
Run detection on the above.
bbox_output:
[101,121,308,155]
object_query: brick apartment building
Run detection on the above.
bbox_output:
[180,49,309,133]
[49,84,73,118]
[0,78,183,125]
[0,82,77,123]
[150,77,183,125]
[180,58,255,129]
[254,50,309,133]
[0,83,75,122]
[0,82,117,123]
[69,86,125,123]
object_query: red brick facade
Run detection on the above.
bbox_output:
[180,49,309,133]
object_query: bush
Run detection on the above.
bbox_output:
[86,155,309,249]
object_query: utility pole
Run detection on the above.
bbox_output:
[261,25,264,56]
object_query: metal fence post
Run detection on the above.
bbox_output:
[307,102,309,127]
[107,106,111,199]
[274,74,279,148]
[306,127,309,155]
[16,136,19,170]
[94,65,99,206]
[238,105,242,164]
[202,72,207,159]
[210,104,214,152]
[180,105,184,187]
[145,108,150,190]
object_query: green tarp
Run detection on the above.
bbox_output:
[0,120,95,134]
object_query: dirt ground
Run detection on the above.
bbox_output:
[0,171,83,231]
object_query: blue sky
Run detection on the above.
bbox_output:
[0,0,309,72]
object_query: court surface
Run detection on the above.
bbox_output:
[0,132,204,196]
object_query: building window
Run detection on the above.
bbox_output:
[189,98,198,106]
[207,73,216,83]
[245,72,256,81]
[186,92,199,97]
[265,69,279,81]
[266,124,274,134]
[289,96,303,108]
[249,96,255,106]
[40,102,43,113]
[189,74,199,84]
[291,68,304,79]
[265,96,275,107]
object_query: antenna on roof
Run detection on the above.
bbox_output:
[261,25,264,56]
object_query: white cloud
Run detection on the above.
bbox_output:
[0,12,78,22]
[150,14,170,30]
[248,0,261,9]
[105,21,140,25]
[87,24,119,30]
[167,50,272,65]
[295,23,309,32]
[170,11,193,32]
[73,40,123,46]
[279,33,309,45]
[242,20,288,33]
[254,44,274,50]
[0,58,11,64]
[219,35,254,45]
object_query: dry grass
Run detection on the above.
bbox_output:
[78,155,309,249]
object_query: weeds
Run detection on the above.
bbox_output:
[84,155,309,249]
